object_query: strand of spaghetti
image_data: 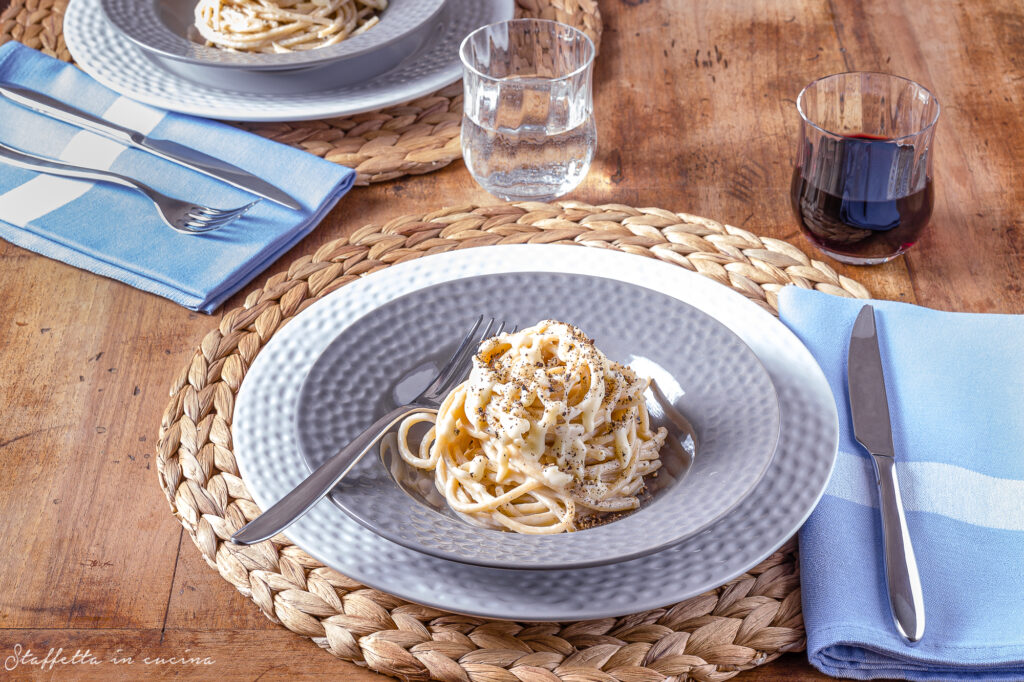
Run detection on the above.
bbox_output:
[441,473,543,514]
[394,411,438,468]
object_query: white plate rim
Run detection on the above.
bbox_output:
[233,244,839,620]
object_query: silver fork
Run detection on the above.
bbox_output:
[0,141,258,234]
[231,316,507,545]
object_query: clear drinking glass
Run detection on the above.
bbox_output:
[459,19,596,202]
[792,72,940,264]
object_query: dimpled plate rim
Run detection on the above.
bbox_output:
[295,272,781,570]
[232,244,839,621]
[64,0,514,121]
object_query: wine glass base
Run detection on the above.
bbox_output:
[492,194,562,203]
[809,243,907,266]
[469,167,590,204]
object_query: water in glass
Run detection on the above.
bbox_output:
[463,88,596,201]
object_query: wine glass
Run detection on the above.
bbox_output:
[792,72,941,265]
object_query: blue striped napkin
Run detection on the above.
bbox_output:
[0,43,355,312]
[779,286,1024,681]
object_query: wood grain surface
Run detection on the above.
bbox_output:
[1,0,1021,680]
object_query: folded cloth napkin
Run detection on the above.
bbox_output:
[0,42,355,312]
[778,286,1024,681]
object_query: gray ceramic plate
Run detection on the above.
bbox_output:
[232,245,839,621]
[296,273,781,569]
[66,0,513,119]
[100,0,446,71]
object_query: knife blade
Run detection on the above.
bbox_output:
[0,82,302,211]
[848,304,926,644]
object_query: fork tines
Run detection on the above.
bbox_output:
[178,200,261,233]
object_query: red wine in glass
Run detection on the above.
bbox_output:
[791,133,934,264]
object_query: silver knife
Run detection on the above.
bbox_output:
[0,82,302,211]
[848,304,925,643]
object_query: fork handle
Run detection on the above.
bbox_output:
[231,405,422,546]
[0,141,158,198]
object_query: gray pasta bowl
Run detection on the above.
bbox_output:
[100,0,447,76]
[295,272,782,570]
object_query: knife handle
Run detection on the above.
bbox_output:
[872,455,926,643]
[0,82,141,146]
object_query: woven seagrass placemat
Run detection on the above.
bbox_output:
[0,0,601,186]
[156,202,868,681]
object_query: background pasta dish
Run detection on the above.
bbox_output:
[393,320,668,534]
[194,0,388,53]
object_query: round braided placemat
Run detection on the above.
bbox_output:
[0,0,601,186]
[156,202,868,681]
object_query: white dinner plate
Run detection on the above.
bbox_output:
[65,0,514,121]
[233,244,839,621]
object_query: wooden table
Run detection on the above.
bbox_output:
[1,0,1021,679]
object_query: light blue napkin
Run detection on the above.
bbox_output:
[0,42,355,312]
[778,286,1024,681]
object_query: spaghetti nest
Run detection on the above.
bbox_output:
[395,321,668,534]
[194,0,388,54]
